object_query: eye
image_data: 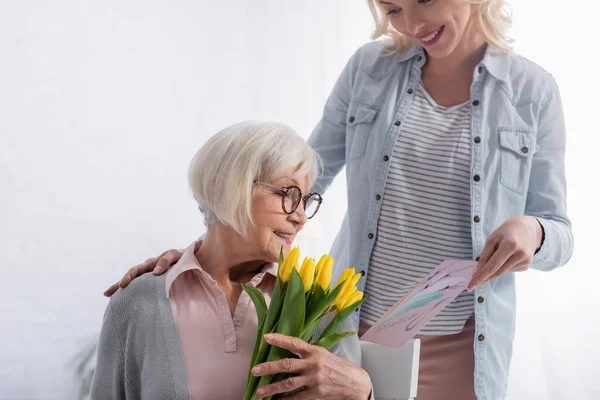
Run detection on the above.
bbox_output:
[386,8,402,15]
[418,0,433,3]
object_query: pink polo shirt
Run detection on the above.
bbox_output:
[165,241,277,399]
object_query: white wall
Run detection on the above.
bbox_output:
[0,1,597,399]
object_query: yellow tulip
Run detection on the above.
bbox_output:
[299,257,316,292]
[335,286,357,311]
[279,247,300,282]
[340,290,363,311]
[333,272,361,310]
[314,255,334,290]
[333,268,355,291]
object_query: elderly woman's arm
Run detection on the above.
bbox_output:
[90,303,127,400]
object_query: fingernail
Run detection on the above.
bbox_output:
[256,389,265,396]
[153,267,160,274]
[264,334,273,340]
[252,367,261,375]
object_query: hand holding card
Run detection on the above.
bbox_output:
[360,260,477,349]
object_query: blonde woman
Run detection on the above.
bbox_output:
[107,1,573,399]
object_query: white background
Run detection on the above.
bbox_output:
[0,1,598,399]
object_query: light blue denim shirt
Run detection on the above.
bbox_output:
[307,40,573,400]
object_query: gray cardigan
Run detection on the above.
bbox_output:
[90,273,365,399]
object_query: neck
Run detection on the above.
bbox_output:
[196,225,266,284]
[422,25,487,82]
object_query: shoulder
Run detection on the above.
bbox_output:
[502,51,560,106]
[348,39,421,81]
[106,273,166,328]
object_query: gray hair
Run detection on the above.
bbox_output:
[188,121,322,235]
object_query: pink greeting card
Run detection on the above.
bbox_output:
[360,260,477,350]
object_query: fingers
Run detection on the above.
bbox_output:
[263,333,315,358]
[102,248,183,296]
[153,249,182,275]
[477,237,497,268]
[255,375,311,399]
[252,357,307,377]
[118,265,142,289]
[486,257,530,283]
[468,241,514,290]
[103,281,121,297]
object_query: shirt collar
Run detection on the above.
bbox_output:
[479,45,510,83]
[394,44,510,83]
[164,240,278,298]
[395,44,425,63]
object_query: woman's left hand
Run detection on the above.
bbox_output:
[252,333,372,400]
[467,216,543,291]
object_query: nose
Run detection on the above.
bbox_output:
[404,8,426,36]
[288,204,308,227]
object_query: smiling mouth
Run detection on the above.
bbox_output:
[417,25,444,45]
[273,231,293,240]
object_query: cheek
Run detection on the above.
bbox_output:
[389,18,407,35]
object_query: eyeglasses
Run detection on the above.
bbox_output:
[253,180,323,219]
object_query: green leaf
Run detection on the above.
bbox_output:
[314,331,356,350]
[250,317,265,371]
[300,317,323,343]
[276,268,306,337]
[321,296,369,339]
[244,317,265,400]
[242,284,268,326]
[306,283,325,321]
[305,281,345,327]
[279,246,284,267]
[262,279,285,338]
[244,280,285,400]
[252,270,307,398]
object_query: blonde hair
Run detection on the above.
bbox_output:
[188,121,321,235]
[367,0,513,54]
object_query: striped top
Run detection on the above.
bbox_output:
[361,81,475,335]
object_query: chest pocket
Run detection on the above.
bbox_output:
[346,101,379,163]
[498,128,537,195]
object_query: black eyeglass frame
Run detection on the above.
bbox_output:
[253,180,323,219]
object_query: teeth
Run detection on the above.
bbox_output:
[422,28,440,42]
[274,232,292,239]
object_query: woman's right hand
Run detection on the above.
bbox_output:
[103,248,184,297]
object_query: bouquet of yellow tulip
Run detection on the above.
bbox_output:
[241,247,367,400]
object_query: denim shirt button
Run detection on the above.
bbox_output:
[360,270,366,276]
[478,296,485,304]
[474,136,481,144]
[394,120,401,126]
[407,88,414,94]
[383,155,389,161]
[368,233,374,239]
[474,215,481,223]
[349,116,355,123]
[478,334,485,342]
[473,174,481,182]
[472,100,480,107]
[375,194,381,201]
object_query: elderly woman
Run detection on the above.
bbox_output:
[91,121,372,399]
